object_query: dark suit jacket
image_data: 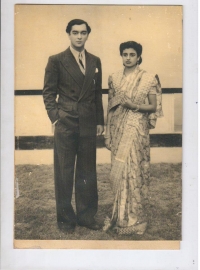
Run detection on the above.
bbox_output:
[43,47,104,136]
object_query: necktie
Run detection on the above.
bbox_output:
[79,53,85,74]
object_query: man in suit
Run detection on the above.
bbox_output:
[43,19,104,233]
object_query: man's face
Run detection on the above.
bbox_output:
[68,24,88,51]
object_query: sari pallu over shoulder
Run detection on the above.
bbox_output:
[108,70,163,127]
[107,69,145,112]
[148,74,164,129]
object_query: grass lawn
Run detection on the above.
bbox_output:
[14,163,182,241]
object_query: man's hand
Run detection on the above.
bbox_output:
[52,119,59,134]
[96,125,104,136]
[105,138,111,150]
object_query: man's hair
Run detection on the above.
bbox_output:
[119,41,143,65]
[66,19,91,34]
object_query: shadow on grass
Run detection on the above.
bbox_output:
[14,163,182,241]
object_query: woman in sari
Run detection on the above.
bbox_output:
[103,41,163,235]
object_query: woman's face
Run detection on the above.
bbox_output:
[122,48,140,68]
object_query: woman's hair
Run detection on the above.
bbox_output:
[66,19,91,34]
[119,41,143,65]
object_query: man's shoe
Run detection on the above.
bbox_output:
[57,222,75,233]
[78,221,101,230]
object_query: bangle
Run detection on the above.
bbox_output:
[104,135,110,139]
[133,104,140,112]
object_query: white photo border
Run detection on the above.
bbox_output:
[1,0,198,269]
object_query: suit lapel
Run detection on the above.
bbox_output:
[78,50,96,101]
[60,48,85,89]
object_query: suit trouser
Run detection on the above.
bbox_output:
[54,121,98,226]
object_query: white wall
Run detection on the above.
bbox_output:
[15,5,182,89]
[15,94,181,136]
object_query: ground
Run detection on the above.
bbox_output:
[14,163,182,241]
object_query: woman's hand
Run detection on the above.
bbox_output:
[121,95,134,109]
[105,137,111,150]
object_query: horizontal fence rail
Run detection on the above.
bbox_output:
[15,88,182,95]
[15,134,182,150]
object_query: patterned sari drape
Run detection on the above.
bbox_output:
[104,68,163,235]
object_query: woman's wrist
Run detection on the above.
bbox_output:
[132,104,140,112]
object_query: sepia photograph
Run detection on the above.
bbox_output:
[13,4,184,250]
[13,5,183,249]
[1,0,199,269]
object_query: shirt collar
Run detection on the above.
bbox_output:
[70,46,85,60]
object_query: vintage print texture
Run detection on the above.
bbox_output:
[14,5,182,249]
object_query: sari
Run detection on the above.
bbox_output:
[103,66,163,235]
